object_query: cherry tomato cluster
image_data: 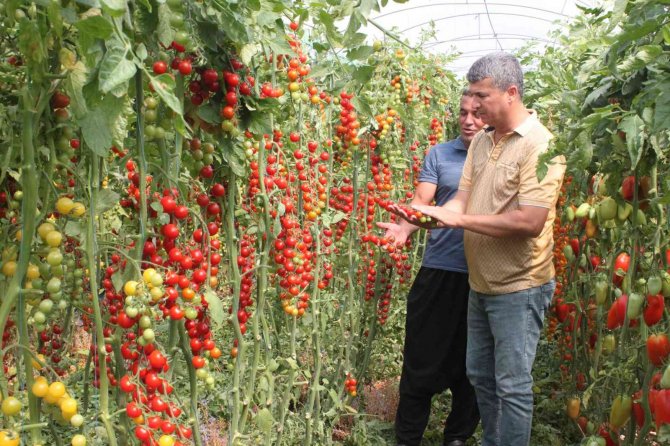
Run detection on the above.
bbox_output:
[344,373,357,397]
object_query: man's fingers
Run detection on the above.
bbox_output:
[376,221,391,229]
[411,204,435,217]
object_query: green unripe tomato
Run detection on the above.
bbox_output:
[144,109,157,122]
[154,126,166,139]
[145,97,159,109]
[33,311,46,324]
[46,277,61,294]
[125,306,139,318]
[139,315,152,329]
[39,298,54,314]
[50,264,64,278]
[185,307,198,320]
[174,31,189,46]
[142,329,155,343]
[47,250,63,266]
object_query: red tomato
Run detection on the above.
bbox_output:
[51,91,70,109]
[153,60,168,75]
[202,69,218,85]
[569,238,580,256]
[644,294,665,326]
[655,389,670,428]
[613,253,630,286]
[149,350,167,370]
[621,176,635,201]
[607,294,628,330]
[647,333,670,367]
[162,223,179,239]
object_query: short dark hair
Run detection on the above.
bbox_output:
[467,52,524,98]
[461,88,473,97]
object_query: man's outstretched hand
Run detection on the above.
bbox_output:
[386,203,442,229]
[411,204,462,229]
[376,221,411,246]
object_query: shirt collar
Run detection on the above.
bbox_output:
[455,137,468,151]
[483,110,538,137]
[512,109,538,136]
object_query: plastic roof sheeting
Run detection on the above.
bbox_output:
[367,0,597,75]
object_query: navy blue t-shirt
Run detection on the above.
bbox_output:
[417,138,468,273]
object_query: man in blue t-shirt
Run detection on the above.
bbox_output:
[378,92,485,446]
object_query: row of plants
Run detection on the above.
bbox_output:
[0,0,465,444]
[525,1,670,445]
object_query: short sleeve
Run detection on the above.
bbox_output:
[418,146,439,184]
[518,145,566,208]
[458,146,474,191]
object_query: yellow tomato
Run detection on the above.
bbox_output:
[0,430,20,446]
[31,377,49,398]
[142,268,156,283]
[71,434,86,446]
[60,397,77,414]
[70,202,86,217]
[26,263,40,280]
[158,435,175,446]
[70,413,84,427]
[48,381,66,400]
[45,231,63,248]
[150,287,164,301]
[55,197,75,215]
[37,222,56,240]
[124,280,140,296]
[1,397,21,416]
[1,261,17,277]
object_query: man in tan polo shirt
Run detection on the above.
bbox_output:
[405,52,566,446]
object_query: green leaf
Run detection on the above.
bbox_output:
[569,131,593,171]
[618,114,645,169]
[267,38,293,56]
[18,19,46,80]
[63,61,89,118]
[63,221,83,238]
[204,289,225,328]
[220,9,251,43]
[256,11,279,27]
[149,73,183,115]
[220,138,246,177]
[157,4,174,47]
[111,270,124,294]
[98,39,136,94]
[346,45,373,61]
[46,0,63,39]
[663,24,670,45]
[196,105,221,125]
[254,408,273,433]
[74,15,113,40]
[135,43,148,61]
[100,0,126,16]
[95,188,120,214]
[351,94,374,119]
[318,10,340,44]
[80,94,126,156]
[654,81,670,133]
[351,65,375,85]
[239,43,260,66]
[247,0,261,11]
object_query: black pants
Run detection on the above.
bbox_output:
[395,267,479,445]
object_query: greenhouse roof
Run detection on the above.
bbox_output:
[366,0,598,75]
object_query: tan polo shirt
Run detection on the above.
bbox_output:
[458,111,566,295]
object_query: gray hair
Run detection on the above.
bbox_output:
[466,52,524,99]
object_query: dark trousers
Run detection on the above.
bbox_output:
[395,267,480,445]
